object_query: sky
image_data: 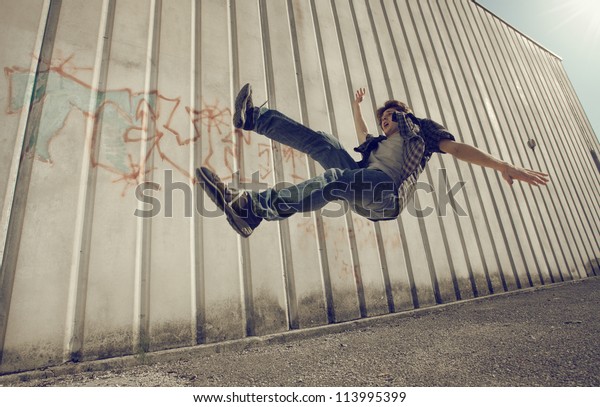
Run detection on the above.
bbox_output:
[476,0,600,142]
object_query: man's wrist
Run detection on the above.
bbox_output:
[496,161,511,173]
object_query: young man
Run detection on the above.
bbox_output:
[196,84,549,237]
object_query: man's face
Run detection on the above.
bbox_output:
[380,108,400,137]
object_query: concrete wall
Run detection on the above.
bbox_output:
[0,0,598,374]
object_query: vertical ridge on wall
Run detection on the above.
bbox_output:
[285,0,310,323]
[311,0,339,323]
[350,0,395,313]
[362,1,401,312]
[0,0,49,270]
[426,0,511,293]
[435,0,525,290]
[406,0,463,300]
[490,7,572,280]
[543,58,600,265]
[332,0,382,319]
[190,0,206,345]
[361,0,419,310]
[300,0,336,324]
[474,5,578,282]
[377,0,425,307]
[438,0,512,291]
[558,64,599,154]
[459,0,554,286]
[257,0,297,332]
[389,0,445,304]
[520,21,597,275]
[133,0,162,353]
[410,0,485,297]
[511,14,595,278]
[545,58,600,274]
[418,0,495,296]
[478,4,572,281]
[496,16,596,278]
[455,0,554,286]
[393,1,449,303]
[465,1,568,285]
[197,0,245,344]
[0,0,57,364]
[64,0,117,362]
[330,0,367,318]
[267,0,326,331]
[446,0,541,289]
[548,53,600,152]
[308,0,361,323]
[337,0,401,316]
[228,0,255,338]
[282,0,310,329]
[405,0,474,300]
[548,60,600,227]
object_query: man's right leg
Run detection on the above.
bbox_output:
[234,84,358,171]
[249,168,397,221]
[197,165,397,237]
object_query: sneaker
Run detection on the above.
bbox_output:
[195,167,255,238]
[231,191,262,230]
[233,83,254,129]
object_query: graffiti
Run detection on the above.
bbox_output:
[4,55,306,195]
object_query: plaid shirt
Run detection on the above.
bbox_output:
[354,112,456,213]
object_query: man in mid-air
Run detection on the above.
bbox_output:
[196,84,549,237]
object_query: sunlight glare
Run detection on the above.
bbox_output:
[549,0,600,43]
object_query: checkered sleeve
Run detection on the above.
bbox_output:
[396,113,426,184]
[419,118,456,154]
[392,114,453,212]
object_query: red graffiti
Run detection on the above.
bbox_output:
[4,54,306,195]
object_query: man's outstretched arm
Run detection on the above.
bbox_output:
[353,88,369,144]
[439,139,550,187]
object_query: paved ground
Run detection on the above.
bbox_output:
[2,276,599,387]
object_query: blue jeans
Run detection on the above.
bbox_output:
[248,108,399,221]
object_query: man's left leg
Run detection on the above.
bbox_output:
[234,83,359,171]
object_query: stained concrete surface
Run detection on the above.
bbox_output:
[2,276,599,387]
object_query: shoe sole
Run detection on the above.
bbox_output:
[233,83,251,129]
[195,167,253,238]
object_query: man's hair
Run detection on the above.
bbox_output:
[376,100,412,125]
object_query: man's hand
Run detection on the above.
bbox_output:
[354,88,366,106]
[440,140,550,187]
[352,87,369,144]
[500,163,550,187]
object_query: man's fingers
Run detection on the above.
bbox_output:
[522,173,545,186]
[529,169,549,180]
[527,170,550,185]
[355,88,366,102]
[504,167,550,186]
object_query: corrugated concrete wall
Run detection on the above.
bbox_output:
[0,0,598,374]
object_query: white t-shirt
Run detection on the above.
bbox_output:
[366,133,406,186]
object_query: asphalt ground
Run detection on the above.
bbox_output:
[1,275,599,387]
